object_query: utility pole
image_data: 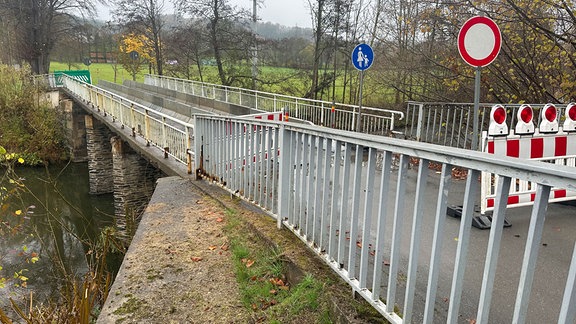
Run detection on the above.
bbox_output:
[251,0,258,90]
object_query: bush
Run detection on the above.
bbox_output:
[0,65,67,164]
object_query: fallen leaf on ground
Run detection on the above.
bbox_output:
[208,245,217,250]
[191,257,203,262]
[246,259,255,268]
[216,217,223,223]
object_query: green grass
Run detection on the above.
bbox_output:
[224,208,330,323]
[49,61,396,107]
[50,62,146,85]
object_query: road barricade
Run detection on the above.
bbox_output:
[481,129,576,214]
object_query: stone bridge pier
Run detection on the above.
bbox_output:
[65,100,164,223]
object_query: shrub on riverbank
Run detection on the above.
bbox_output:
[0,65,67,165]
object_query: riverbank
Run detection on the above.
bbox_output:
[97,176,386,323]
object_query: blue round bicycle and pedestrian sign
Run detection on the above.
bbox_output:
[351,43,374,71]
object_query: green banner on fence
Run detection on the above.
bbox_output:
[54,70,92,86]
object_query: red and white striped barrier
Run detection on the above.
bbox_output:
[252,111,288,122]
[481,128,576,214]
[481,103,576,213]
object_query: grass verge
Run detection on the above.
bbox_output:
[223,208,332,323]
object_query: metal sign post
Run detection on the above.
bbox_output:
[351,43,374,133]
[458,16,501,150]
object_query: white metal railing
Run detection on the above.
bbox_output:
[60,74,576,323]
[32,74,59,89]
[194,115,576,324]
[62,75,194,165]
[144,74,404,135]
[405,101,571,149]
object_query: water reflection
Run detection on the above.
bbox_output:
[0,162,115,314]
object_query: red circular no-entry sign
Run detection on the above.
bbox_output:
[458,16,501,67]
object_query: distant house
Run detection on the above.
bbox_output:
[90,52,117,64]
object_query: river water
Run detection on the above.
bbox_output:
[0,162,117,315]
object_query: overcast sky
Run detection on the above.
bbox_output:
[95,0,312,28]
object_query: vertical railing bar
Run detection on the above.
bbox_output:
[299,134,309,237]
[306,136,317,240]
[259,125,266,206]
[328,141,342,258]
[477,176,512,324]
[372,151,393,300]
[359,147,376,289]
[512,184,552,323]
[228,121,235,191]
[423,163,453,323]
[338,143,352,266]
[347,144,364,279]
[204,120,211,175]
[251,124,258,201]
[386,154,409,313]
[222,119,234,189]
[264,126,273,210]
[464,108,471,149]
[439,108,446,145]
[219,119,225,179]
[233,122,240,192]
[447,169,481,323]
[450,109,457,147]
[293,132,302,228]
[272,127,280,215]
[277,125,291,228]
[242,122,249,200]
[558,241,576,324]
[193,116,201,176]
[425,108,432,142]
[312,137,323,245]
[403,158,430,323]
[264,126,271,205]
[320,138,332,252]
[457,108,465,148]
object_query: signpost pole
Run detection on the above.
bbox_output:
[472,67,481,151]
[351,43,373,133]
[356,70,364,133]
[457,16,501,150]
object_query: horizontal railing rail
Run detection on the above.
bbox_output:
[144,74,404,135]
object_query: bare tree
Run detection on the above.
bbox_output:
[111,0,166,75]
[164,23,208,81]
[0,0,99,74]
[174,0,252,86]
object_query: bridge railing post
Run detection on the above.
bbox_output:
[162,116,167,149]
[193,116,203,178]
[144,111,151,141]
[276,124,291,229]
